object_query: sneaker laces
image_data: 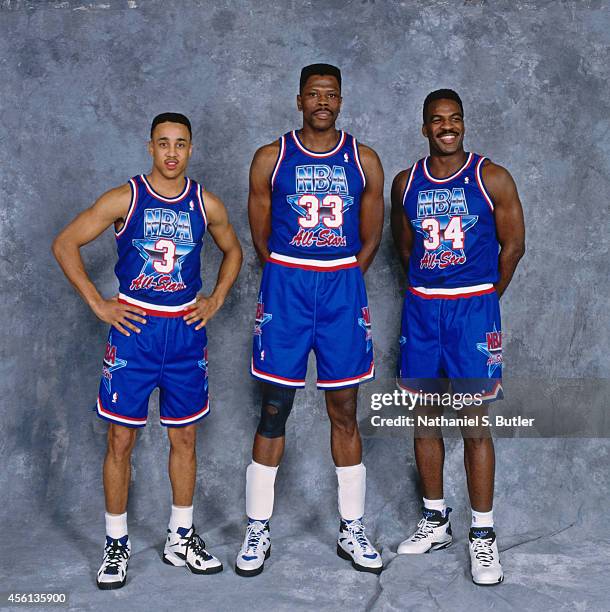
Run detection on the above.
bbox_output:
[244,522,266,554]
[471,536,495,566]
[347,520,375,554]
[103,540,129,572]
[186,530,212,560]
[411,516,439,541]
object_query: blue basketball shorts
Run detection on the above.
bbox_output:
[251,253,375,390]
[397,284,503,401]
[97,311,210,428]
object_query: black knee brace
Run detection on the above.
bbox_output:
[256,383,297,438]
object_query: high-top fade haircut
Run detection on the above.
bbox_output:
[422,89,464,123]
[299,63,342,93]
[150,113,192,139]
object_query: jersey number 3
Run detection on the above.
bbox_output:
[153,239,177,273]
[298,194,343,229]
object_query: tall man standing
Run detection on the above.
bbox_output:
[53,113,242,589]
[236,64,385,576]
[390,90,525,585]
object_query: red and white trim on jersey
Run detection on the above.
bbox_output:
[251,358,306,387]
[115,178,138,238]
[267,252,359,272]
[422,152,474,184]
[317,361,375,389]
[291,130,346,158]
[196,182,208,227]
[352,136,366,188]
[409,283,496,300]
[395,378,423,394]
[160,400,210,426]
[118,293,196,317]
[402,161,418,206]
[475,156,494,212]
[140,174,192,203]
[97,397,147,427]
[270,135,286,188]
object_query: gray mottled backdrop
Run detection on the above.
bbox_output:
[1,1,609,611]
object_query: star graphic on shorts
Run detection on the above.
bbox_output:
[476,323,503,377]
[132,238,196,283]
[198,348,209,392]
[254,294,272,351]
[102,356,127,394]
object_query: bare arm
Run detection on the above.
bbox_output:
[52,184,147,336]
[183,190,243,329]
[356,144,384,273]
[390,168,414,277]
[248,142,280,266]
[482,161,526,297]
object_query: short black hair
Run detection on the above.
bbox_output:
[423,89,464,123]
[150,113,192,139]
[299,63,342,93]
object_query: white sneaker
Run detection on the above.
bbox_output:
[337,519,383,574]
[235,520,271,577]
[469,527,504,586]
[397,507,453,554]
[96,535,130,590]
[163,526,223,574]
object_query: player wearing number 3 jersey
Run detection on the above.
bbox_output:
[53,113,242,589]
[236,65,385,577]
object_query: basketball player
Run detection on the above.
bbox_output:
[390,90,525,585]
[52,113,242,589]
[235,64,384,576]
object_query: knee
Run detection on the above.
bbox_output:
[107,425,137,459]
[257,384,296,439]
[168,425,197,453]
[328,397,358,436]
[463,435,493,451]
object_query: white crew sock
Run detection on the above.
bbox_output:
[246,461,278,521]
[423,497,447,515]
[105,512,128,540]
[471,508,494,528]
[169,504,194,533]
[336,463,366,521]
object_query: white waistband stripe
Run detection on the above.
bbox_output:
[411,284,493,295]
[269,253,357,267]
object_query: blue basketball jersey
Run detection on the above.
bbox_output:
[115,174,207,307]
[403,153,499,288]
[268,130,366,260]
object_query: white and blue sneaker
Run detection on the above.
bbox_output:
[397,507,453,554]
[163,525,223,574]
[469,527,504,586]
[235,519,271,577]
[96,535,130,590]
[337,518,383,574]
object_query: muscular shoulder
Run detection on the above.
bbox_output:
[355,142,380,164]
[94,182,132,219]
[480,159,517,200]
[391,167,413,199]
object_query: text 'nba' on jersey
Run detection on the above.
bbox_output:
[268,130,366,260]
[115,175,207,310]
[403,153,499,287]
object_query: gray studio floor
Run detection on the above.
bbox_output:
[3,516,609,612]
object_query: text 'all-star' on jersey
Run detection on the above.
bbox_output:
[115,175,207,313]
[403,153,499,288]
[268,130,366,260]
